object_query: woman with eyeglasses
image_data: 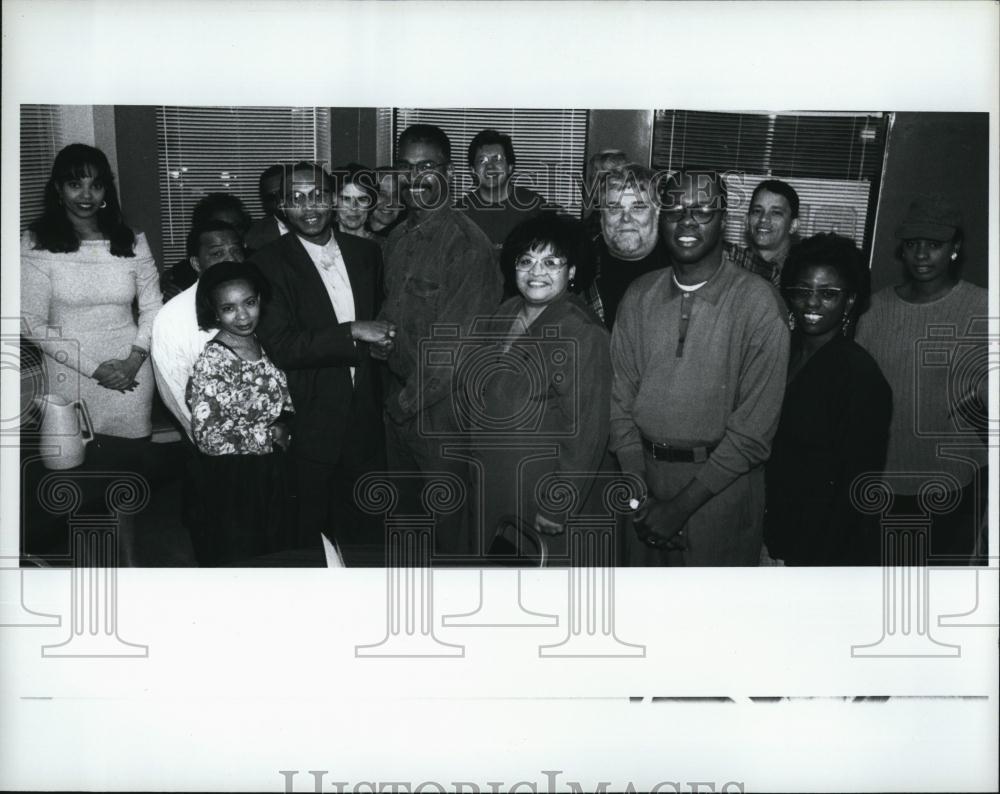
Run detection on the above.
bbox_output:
[460,213,611,547]
[855,196,988,563]
[763,233,892,566]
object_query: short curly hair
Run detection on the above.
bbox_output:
[782,232,870,318]
[500,212,595,295]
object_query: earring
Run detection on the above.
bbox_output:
[569,277,576,289]
[950,252,958,261]
[841,314,853,337]
[100,201,108,209]
[786,310,796,331]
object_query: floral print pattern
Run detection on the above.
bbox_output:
[186,340,293,456]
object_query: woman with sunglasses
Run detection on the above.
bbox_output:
[461,213,611,547]
[764,233,892,566]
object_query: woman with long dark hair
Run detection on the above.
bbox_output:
[21,143,162,438]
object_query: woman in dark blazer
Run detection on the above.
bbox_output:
[764,233,892,565]
[460,213,612,546]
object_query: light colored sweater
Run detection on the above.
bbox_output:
[856,280,988,492]
[21,231,162,437]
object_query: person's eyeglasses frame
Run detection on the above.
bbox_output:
[393,160,449,177]
[661,205,722,224]
[474,153,508,169]
[783,286,848,303]
[514,255,569,273]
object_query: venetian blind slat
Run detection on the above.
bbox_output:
[156,106,331,268]
[20,105,65,232]
[652,110,888,252]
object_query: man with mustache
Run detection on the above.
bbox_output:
[376,124,502,556]
[253,162,394,559]
[588,164,670,328]
[732,178,801,285]
[610,169,789,566]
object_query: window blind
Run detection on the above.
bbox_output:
[20,105,65,231]
[156,106,332,267]
[652,110,887,252]
[392,108,589,215]
[375,107,394,168]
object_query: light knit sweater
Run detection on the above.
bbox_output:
[21,231,162,438]
[856,280,988,493]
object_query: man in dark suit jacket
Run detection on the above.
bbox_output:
[253,162,395,560]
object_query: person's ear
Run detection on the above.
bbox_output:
[789,217,801,236]
[845,293,857,315]
[568,265,577,283]
[189,256,203,276]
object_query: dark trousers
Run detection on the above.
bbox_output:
[383,401,474,558]
[293,453,386,561]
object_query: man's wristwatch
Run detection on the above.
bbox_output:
[130,346,149,362]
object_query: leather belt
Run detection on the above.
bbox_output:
[642,437,716,463]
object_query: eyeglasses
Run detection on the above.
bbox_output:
[662,206,720,224]
[514,255,568,272]
[607,202,653,218]
[474,154,507,167]
[393,160,446,176]
[783,287,847,303]
[285,190,333,208]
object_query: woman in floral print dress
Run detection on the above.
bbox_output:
[186,261,293,565]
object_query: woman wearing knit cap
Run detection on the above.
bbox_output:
[855,195,989,564]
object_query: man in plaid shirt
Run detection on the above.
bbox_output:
[730,178,800,285]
